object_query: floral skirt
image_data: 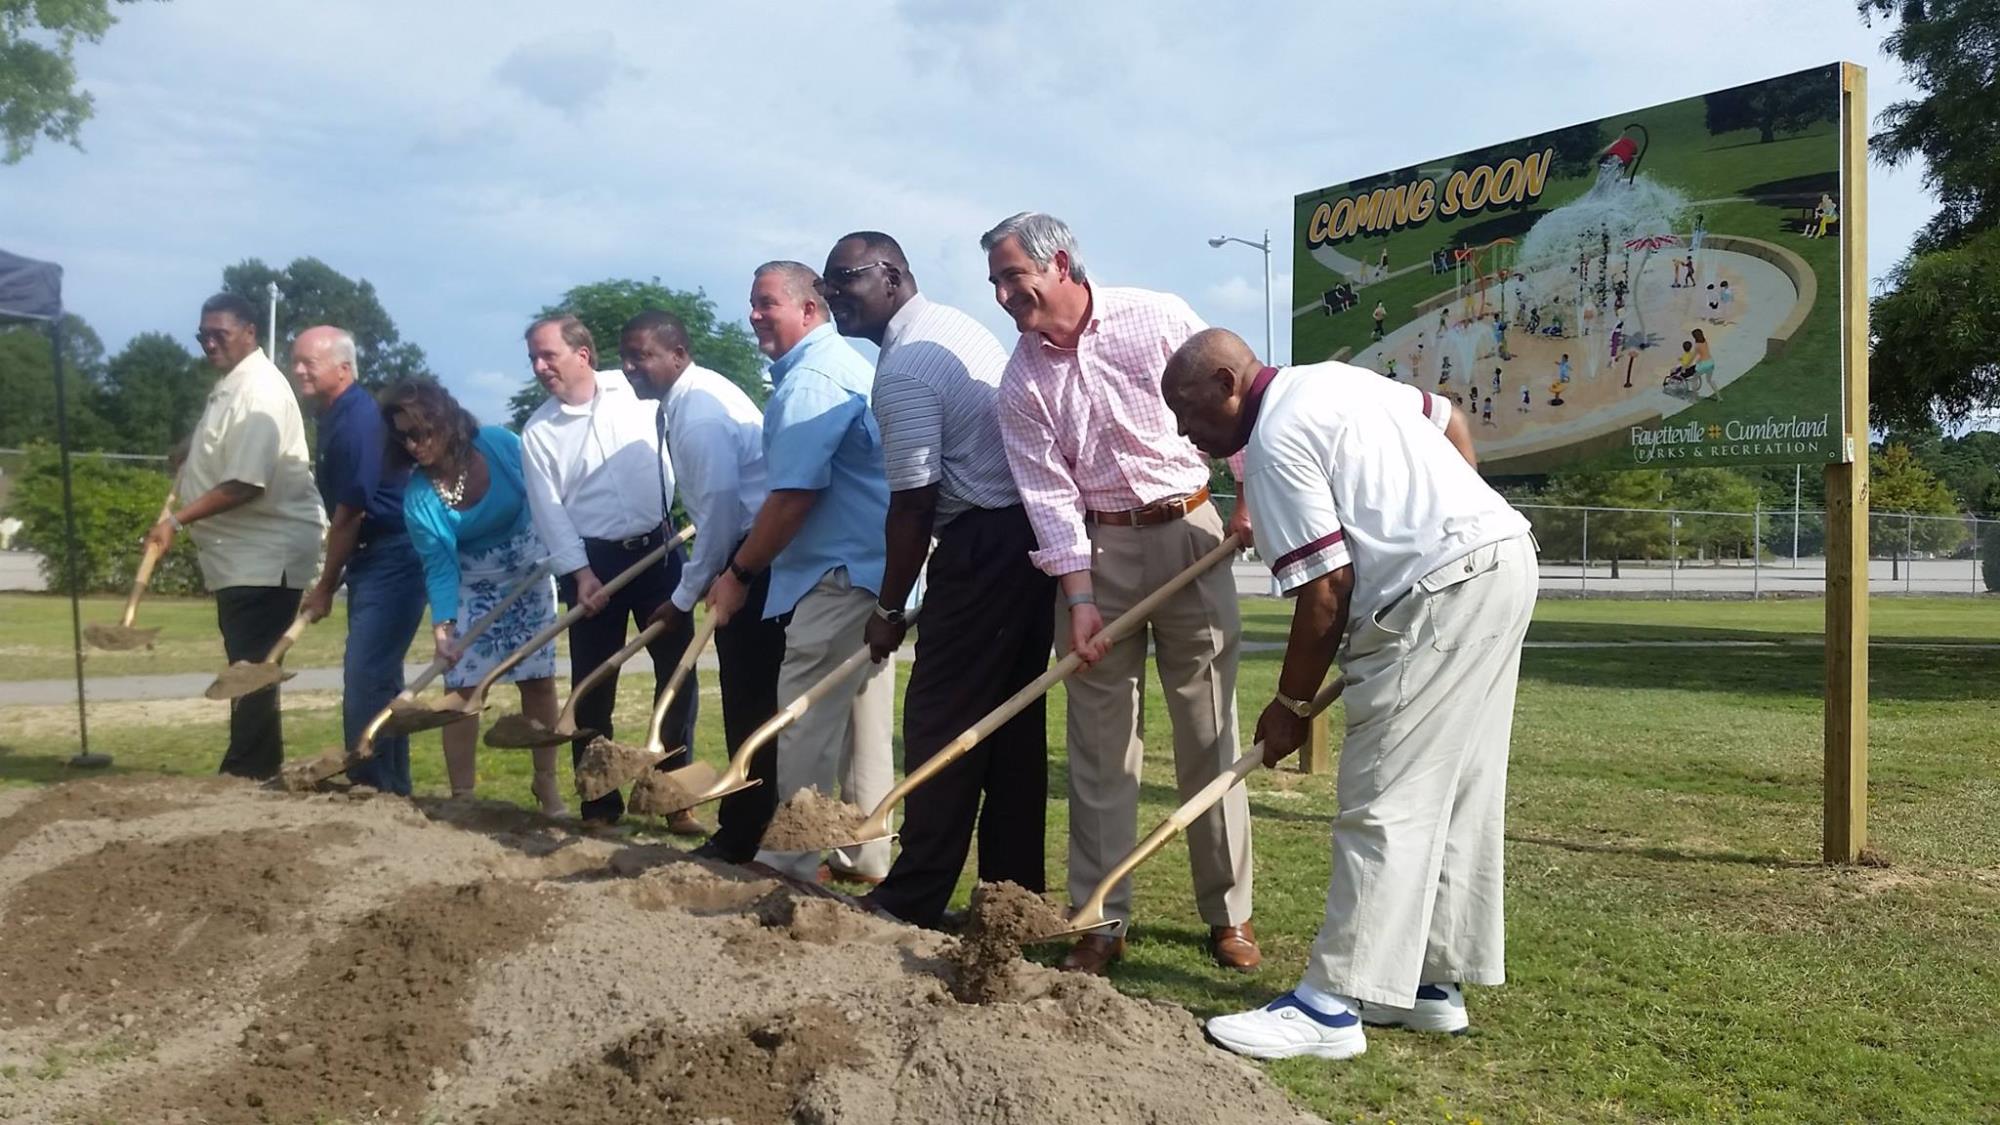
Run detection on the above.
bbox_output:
[444,525,558,691]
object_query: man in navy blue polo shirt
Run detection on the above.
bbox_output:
[293,325,429,795]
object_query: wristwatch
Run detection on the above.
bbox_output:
[1064,590,1096,608]
[873,603,906,626]
[1272,690,1314,718]
[727,559,760,584]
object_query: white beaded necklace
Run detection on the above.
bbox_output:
[431,465,468,507]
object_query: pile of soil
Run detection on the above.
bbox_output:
[627,767,701,815]
[761,788,870,851]
[0,776,1322,1125]
[575,736,659,801]
[952,881,1074,1004]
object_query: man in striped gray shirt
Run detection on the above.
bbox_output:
[820,230,1057,927]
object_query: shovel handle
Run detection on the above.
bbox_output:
[351,560,552,757]
[120,490,179,627]
[645,611,718,753]
[1069,676,1344,927]
[715,622,903,791]
[469,524,694,699]
[555,620,667,730]
[262,613,312,663]
[862,532,1244,827]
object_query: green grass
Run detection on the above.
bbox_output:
[2,597,1997,1122]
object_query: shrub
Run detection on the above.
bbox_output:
[2,444,206,596]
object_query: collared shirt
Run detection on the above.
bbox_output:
[521,368,673,578]
[180,347,326,589]
[762,322,888,618]
[660,363,769,613]
[314,380,409,546]
[996,284,1210,576]
[1242,361,1530,624]
[871,293,1018,525]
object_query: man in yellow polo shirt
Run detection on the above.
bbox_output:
[143,293,325,778]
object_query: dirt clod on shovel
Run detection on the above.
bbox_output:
[205,661,294,700]
[952,880,1071,1004]
[760,788,868,852]
[627,769,699,816]
[83,623,158,651]
[574,736,657,802]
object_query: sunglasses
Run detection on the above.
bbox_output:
[395,425,432,447]
[193,327,238,345]
[815,260,890,293]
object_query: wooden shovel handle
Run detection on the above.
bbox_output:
[262,613,312,663]
[352,560,552,756]
[644,612,718,753]
[469,524,695,698]
[865,532,1244,823]
[716,608,914,790]
[120,490,179,627]
[555,620,667,729]
[1071,676,1344,926]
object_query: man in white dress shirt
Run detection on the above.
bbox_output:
[620,309,788,862]
[520,313,700,831]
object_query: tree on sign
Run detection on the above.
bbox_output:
[510,279,765,428]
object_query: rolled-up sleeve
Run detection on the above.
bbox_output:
[1248,458,1352,595]
[998,373,1090,577]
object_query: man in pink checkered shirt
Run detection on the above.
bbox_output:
[982,211,1259,976]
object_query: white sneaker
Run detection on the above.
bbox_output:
[1204,992,1367,1061]
[1353,982,1469,1034]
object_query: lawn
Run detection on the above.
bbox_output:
[1,596,1996,1122]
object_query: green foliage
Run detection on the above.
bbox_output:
[1701,65,1840,143]
[0,315,113,449]
[221,257,432,387]
[1540,469,1672,567]
[1871,442,1969,555]
[0,0,146,163]
[1868,225,2000,428]
[510,278,766,427]
[1,444,202,595]
[95,332,209,455]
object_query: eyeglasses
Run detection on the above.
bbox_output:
[395,425,431,447]
[815,260,890,293]
[193,328,235,345]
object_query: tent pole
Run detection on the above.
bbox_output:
[51,319,111,769]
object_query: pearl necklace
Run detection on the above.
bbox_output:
[432,466,468,507]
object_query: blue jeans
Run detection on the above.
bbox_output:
[342,534,428,795]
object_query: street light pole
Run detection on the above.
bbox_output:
[266,280,280,358]
[1208,229,1279,595]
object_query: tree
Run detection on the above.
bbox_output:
[1542,469,1671,578]
[1871,442,1968,575]
[95,331,210,455]
[1702,65,1840,143]
[509,278,765,427]
[1858,1,2000,428]
[0,314,112,449]
[221,257,433,386]
[0,0,152,163]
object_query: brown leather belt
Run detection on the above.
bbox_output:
[1086,486,1209,528]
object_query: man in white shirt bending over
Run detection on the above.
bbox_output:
[521,313,700,832]
[1161,327,1537,1064]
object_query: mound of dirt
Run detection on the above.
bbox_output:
[627,765,700,815]
[575,736,658,801]
[761,788,870,851]
[0,775,1321,1125]
[952,881,1074,1004]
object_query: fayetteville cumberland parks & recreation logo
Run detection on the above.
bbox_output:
[1629,413,1832,463]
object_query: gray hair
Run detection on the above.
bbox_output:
[326,327,359,376]
[753,260,823,308]
[980,211,1088,284]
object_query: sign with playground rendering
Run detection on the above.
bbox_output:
[1292,64,1844,473]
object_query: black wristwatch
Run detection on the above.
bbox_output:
[873,603,906,627]
[728,559,760,584]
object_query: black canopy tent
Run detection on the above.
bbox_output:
[0,247,109,768]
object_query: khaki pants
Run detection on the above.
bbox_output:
[1303,533,1538,1007]
[1058,502,1250,929]
[757,568,896,880]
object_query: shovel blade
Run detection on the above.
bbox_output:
[378,704,478,737]
[574,737,661,802]
[1032,910,1120,943]
[84,624,161,651]
[640,761,746,814]
[482,712,585,750]
[275,749,351,791]
[203,661,294,701]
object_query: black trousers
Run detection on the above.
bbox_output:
[214,584,304,780]
[705,557,789,862]
[560,536,698,824]
[870,505,1055,927]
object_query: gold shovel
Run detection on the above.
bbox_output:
[378,525,695,738]
[84,489,177,651]
[203,613,313,700]
[483,618,667,750]
[1034,676,1346,942]
[574,611,718,804]
[274,561,551,790]
[783,534,1246,853]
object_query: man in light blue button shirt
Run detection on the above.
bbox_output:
[707,260,895,882]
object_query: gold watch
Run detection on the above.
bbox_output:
[1272,690,1314,718]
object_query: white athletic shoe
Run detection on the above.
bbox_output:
[1353,982,1469,1034]
[1204,992,1368,1061]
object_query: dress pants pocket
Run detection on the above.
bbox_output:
[1421,543,1509,652]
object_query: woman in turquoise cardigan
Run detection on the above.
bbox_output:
[381,380,564,814]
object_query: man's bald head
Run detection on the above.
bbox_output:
[291,324,358,411]
[1161,327,1263,459]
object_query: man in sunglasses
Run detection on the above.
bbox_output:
[817,231,1055,928]
[144,292,325,779]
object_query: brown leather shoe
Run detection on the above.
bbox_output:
[1059,933,1126,975]
[1208,922,1261,972]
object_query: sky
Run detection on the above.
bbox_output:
[1,0,1940,433]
